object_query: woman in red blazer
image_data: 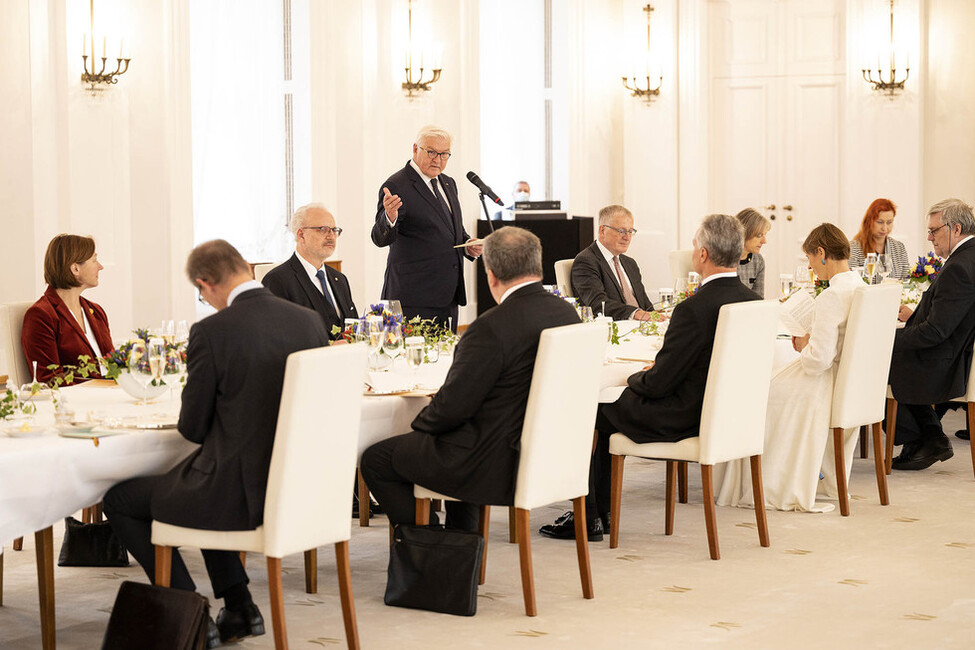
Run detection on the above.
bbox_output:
[21,234,113,384]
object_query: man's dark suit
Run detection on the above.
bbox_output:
[360,283,580,527]
[889,238,975,442]
[570,241,653,320]
[105,288,329,595]
[262,253,358,340]
[371,162,472,323]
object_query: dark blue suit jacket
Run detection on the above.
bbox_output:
[371,162,472,309]
[262,253,358,340]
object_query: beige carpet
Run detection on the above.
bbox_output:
[2,409,974,649]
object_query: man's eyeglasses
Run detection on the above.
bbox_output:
[197,289,209,306]
[603,226,638,236]
[418,146,451,161]
[302,226,343,237]
[926,223,948,237]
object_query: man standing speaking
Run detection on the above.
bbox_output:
[372,125,482,330]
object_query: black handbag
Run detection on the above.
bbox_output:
[57,516,130,567]
[101,581,210,650]
[384,524,484,616]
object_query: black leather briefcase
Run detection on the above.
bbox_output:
[101,581,210,650]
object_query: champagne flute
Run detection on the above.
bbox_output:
[367,315,383,355]
[382,323,404,371]
[175,320,190,344]
[405,336,424,389]
[864,252,878,285]
[674,277,688,304]
[687,271,700,294]
[128,340,152,405]
[160,320,175,345]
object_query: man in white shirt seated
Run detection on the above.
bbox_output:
[570,204,656,321]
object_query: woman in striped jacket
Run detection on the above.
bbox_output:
[849,198,910,280]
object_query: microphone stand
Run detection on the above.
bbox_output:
[478,192,497,233]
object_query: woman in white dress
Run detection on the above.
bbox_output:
[716,223,862,512]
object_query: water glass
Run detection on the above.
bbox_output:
[383,323,404,370]
[405,336,424,388]
[658,288,674,310]
[579,305,594,322]
[779,274,794,298]
[674,277,688,303]
[687,272,701,294]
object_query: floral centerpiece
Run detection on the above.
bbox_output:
[902,252,943,305]
[102,328,187,400]
[332,305,456,364]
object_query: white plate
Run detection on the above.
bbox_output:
[4,425,48,438]
[18,388,53,401]
[58,429,127,439]
[55,422,98,434]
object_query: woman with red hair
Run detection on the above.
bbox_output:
[849,198,910,279]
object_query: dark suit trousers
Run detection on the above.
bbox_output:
[360,433,478,532]
[585,407,616,523]
[888,402,957,445]
[104,476,248,598]
[403,305,460,334]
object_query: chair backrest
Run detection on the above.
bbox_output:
[831,284,902,428]
[554,259,574,297]
[514,322,606,510]
[252,263,278,283]
[1,302,34,387]
[698,300,779,465]
[668,249,693,285]
[262,343,367,557]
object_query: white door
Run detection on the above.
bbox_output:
[709,0,845,296]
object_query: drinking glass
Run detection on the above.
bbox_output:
[658,288,674,310]
[382,323,404,370]
[175,320,190,344]
[779,274,794,298]
[687,272,701,294]
[579,305,594,322]
[864,252,878,284]
[367,315,383,355]
[128,340,152,405]
[674,277,688,304]
[878,254,892,282]
[161,320,175,344]
[405,336,424,388]
[379,300,403,319]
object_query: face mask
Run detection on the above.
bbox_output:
[513,191,530,203]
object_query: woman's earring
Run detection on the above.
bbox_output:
[821,259,826,265]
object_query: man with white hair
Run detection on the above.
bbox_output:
[889,198,975,470]
[373,125,482,330]
[263,203,358,340]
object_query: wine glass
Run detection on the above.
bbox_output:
[175,320,190,344]
[128,340,152,405]
[658,288,674,310]
[404,336,424,388]
[864,252,878,285]
[382,323,404,371]
[579,305,594,322]
[164,347,186,401]
[160,320,175,344]
[687,272,701,294]
[779,274,794,298]
[366,315,384,363]
[674,277,688,304]
[878,254,892,282]
[387,300,403,319]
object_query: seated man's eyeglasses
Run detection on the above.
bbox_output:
[418,146,451,161]
[302,226,343,237]
[926,224,948,237]
[604,226,638,236]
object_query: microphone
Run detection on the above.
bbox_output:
[466,171,504,206]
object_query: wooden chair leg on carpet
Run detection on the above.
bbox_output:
[749,455,770,548]
[515,508,536,616]
[154,545,172,587]
[335,541,360,650]
[357,469,370,528]
[859,425,868,459]
[35,527,55,650]
[609,455,624,549]
[508,507,517,543]
[239,551,247,569]
[968,401,975,479]
[701,465,719,560]
[477,506,490,585]
[677,461,688,503]
[12,537,22,551]
[1,548,4,607]
[304,549,318,594]
[664,461,677,536]
[832,427,850,516]
[872,422,890,505]
[571,496,594,600]
[267,556,288,650]
[414,498,430,525]
[885,397,898,475]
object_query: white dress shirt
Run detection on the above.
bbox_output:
[227,280,264,307]
[295,251,340,309]
[499,280,538,304]
[700,270,739,286]
[595,240,638,317]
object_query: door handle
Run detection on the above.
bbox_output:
[765,204,775,210]
[786,215,793,221]
[783,205,793,211]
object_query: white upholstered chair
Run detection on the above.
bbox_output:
[251,262,277,283]
[668,249,693,285]
[1,301,33,388]
[554,259,575,296]
[153,344,367,650]
[608,300,778,559]
[414,322,606,616]
[828,284,900,515]
[885,339,975,478]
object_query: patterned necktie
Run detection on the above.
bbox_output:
[315,269,336,311]
[613,256,639,307]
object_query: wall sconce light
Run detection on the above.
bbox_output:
[402,0,442,99]
[862,0,909,97]
[622,4,662,104]
[81,0,131,90]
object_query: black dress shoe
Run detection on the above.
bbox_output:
[206,617,221,648]
[891,435,954,471]
[538,511,604,542]
[956,429,970,441]
[215,602,265,643]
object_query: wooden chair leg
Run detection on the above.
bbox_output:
[677,461,688,503]
[12,537,22,551]
[701,465,719,560]
[872,422,890,505]
[885,397,898,475]
[1,546,5,607]
[609,454,624,549]
[508,507,517,543]
[267,556,288,650]
[335,541,360,650]
[414,498,430,525]
[749,455,770,547]
[432,499,442,512]
[664,461,676,535]
[833,427,850,516]
[571,496,594,599]
[154,545,172,587]
[357,468,370,528]
[968,401,975,480]
[35,527,55,650]
[303,549,318,594]
[859,425,868,459]
[477,506,490,586]
[82,506,93,524]
[239,551,247,569]
[515,508,536,616]
[93,502,104,522]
